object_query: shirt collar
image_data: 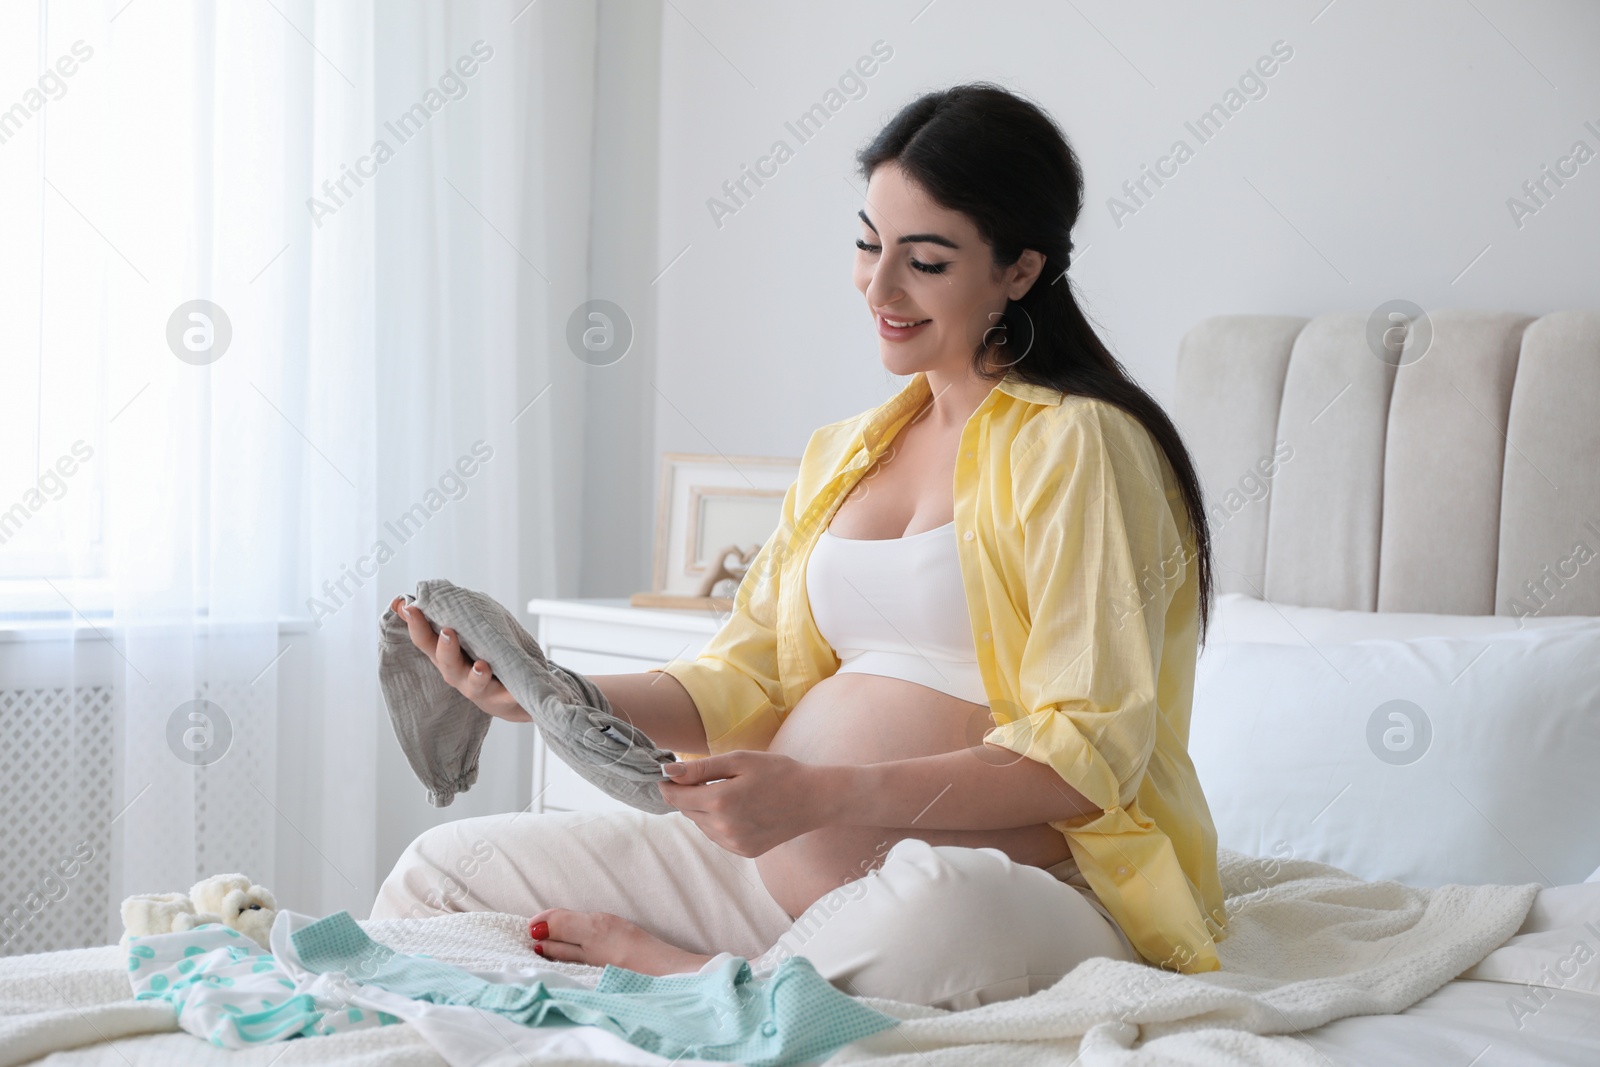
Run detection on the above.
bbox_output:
[996,372,1066,407]
[860,370,1063,452]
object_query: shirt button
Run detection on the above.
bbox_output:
[980,631,991,641]
[963,530,974,541]
[1115,865,1131,878]
[760,1021,778,1037]
[965,451,974,458]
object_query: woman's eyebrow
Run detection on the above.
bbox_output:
[857,209,960,250]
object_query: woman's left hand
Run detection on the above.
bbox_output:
[656,751,846,857]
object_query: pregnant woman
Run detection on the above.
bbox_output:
[371,82,1229,1009]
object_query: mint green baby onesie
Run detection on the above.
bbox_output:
[291,910,897,1066]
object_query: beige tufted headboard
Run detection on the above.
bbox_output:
[1170,310,1600,617]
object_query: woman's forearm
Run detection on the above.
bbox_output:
[588,672,710,755]
[830,746,1100,832]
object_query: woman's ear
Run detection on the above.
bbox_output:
[1008,248,1047,300]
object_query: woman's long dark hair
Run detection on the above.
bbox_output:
[857,82,1216,643]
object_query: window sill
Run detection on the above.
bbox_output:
[0,616,317,643]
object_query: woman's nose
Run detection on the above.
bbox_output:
[864,269,906,307]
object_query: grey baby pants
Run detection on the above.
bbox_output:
[378,580,678,813]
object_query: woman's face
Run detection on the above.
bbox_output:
[852,161,1043,380]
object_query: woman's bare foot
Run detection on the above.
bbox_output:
[528,908,714,976]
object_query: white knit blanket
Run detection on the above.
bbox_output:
[0,847,1539,1067]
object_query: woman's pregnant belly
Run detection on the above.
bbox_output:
[753,671,1074,919]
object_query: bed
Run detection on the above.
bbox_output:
[5,308,1599,1065]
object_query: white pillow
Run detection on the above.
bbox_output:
[1189,619,1600,888]
[1206,591,1593,645]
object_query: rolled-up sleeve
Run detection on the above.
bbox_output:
[981,402,1189,819]
[647,475,799,755]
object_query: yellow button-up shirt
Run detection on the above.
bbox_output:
[647,369,1228,973]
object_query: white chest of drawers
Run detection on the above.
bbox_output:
[524,597,724,814]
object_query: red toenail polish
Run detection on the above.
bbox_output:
[530,920,548,940]
[534,942,545,957]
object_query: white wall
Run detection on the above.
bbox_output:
[578,2,664,599]
[605,0,1599,571]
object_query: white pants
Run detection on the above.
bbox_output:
[371,807,1139,1011]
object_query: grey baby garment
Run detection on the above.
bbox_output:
[379,580,679,813]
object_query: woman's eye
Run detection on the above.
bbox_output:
[855,238,948,275]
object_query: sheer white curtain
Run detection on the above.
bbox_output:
[1,0,575,947]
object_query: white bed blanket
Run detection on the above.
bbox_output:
[0,847,1540,1066]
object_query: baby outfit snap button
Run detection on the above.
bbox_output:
[1115,865,1131,877]
[981,631,992,641]
[760,1021,778,1037]
[963,530,974,541]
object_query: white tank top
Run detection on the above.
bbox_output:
[804,519,990,705]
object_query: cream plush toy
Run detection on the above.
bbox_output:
[120,873,277,950]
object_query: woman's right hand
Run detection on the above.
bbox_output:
[391,595,533,723]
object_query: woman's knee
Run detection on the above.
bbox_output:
[372,814,519,919]
[763,838,1133,1009]
[372,808,687,921]
[886,842,1135,971]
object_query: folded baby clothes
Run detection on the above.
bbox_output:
[125,922,404,1047]
[379,579,679,813]
[290,910,899,1067]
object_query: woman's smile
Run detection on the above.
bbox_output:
[876,312,932,341]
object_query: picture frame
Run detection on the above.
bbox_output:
[636,452,800,608]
